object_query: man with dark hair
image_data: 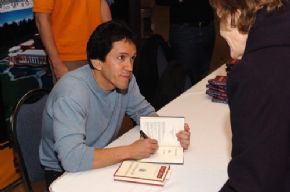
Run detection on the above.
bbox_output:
[40,21,190,186]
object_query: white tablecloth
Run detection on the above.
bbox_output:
[50,65,231,192]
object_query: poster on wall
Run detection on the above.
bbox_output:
[0,0,52,143]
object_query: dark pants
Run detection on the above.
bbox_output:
[44,170,64,190]
[169,21,215,86]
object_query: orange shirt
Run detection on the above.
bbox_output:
[33,0,102,61]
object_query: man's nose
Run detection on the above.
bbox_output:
[125,60,133,72]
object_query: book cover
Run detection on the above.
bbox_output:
[114,161,170,186]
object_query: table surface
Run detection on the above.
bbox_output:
[50,65,231,192]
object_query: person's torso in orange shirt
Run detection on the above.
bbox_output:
[34,0,102,61]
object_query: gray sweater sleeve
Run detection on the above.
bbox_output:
[126,76,156,124]
[52,96,94,172]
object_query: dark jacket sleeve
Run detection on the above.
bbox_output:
[220,52,290,192]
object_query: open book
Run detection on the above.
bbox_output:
[114,161,170,186]
[139,116,184,164]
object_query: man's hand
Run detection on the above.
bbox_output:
[176,123,190,150]
[92,139,157,169]
[128,138,158,160]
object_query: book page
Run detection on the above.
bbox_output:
[139,116,184,164]
[140,116,184,146]
[140,146,184,164]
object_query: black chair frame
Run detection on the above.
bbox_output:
[10,88,49,192]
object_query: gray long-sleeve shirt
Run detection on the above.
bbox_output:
[39,65,155,172]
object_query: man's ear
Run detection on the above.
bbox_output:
[91,59,103,70]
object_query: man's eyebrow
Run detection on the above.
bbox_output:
[118,52,130,55]
[118,52,137,57]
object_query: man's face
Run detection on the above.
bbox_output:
[92,39,136,91]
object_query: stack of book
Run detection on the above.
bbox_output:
[206,58,240,104]
[206,75,228,104]
[226,58,239,74]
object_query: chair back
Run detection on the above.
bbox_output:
[10,88,49,191]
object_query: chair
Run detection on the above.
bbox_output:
[10,88,49,192]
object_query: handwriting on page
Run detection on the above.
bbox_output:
[153,146,182,158]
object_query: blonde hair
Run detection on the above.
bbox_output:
[210,0,284,33]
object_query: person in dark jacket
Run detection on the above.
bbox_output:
[169,0,215,86]
[210,0,290,191]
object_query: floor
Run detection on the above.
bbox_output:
[0,147,22,191]
[0,4,230,192]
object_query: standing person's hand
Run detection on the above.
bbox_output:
[50,58,69,80]
[35,12,69,80]
[176,123,190,150]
